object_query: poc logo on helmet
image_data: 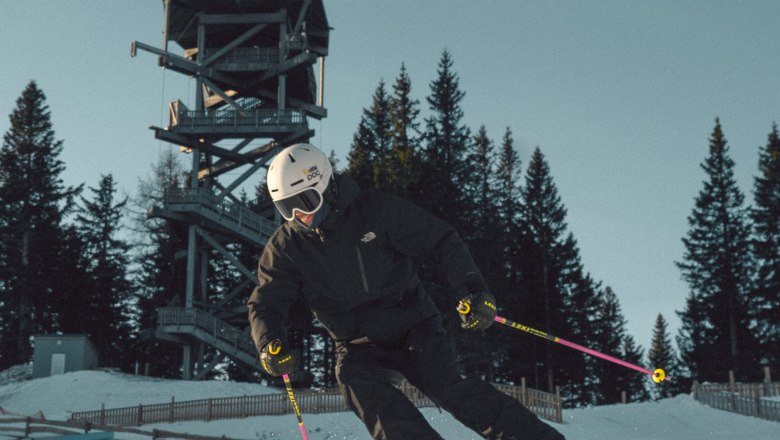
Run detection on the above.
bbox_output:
[303,165,321,181]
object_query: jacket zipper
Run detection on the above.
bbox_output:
[355,246,370,293]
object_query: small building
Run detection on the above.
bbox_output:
[32,335,99,379]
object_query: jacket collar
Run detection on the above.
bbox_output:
[291,173,361,237]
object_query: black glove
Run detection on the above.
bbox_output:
[457,292,497,331]
[259,339,296,377]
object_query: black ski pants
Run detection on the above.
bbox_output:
[335,316,566,440]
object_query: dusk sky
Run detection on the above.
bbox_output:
[2,1,779,357]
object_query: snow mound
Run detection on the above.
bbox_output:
[0,370,778,439]
[0,370,276,420]
[0,364,32,386]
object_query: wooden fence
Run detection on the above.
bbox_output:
[693,370,780,422]
[70,380,562,427]
[0,415,242,440]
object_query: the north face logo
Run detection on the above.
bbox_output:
[360,232,376,243]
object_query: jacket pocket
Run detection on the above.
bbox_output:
[355,246,370,293]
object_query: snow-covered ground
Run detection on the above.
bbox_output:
[0,370,778,439]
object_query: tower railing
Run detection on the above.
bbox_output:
[169,104,306,131]
[157,307,257,361]
[163,187,278,239]
[201,47,280,68]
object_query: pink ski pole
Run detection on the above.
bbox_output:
[493,315,667,382]
[282,374,310,440]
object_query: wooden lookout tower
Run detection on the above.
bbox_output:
[132,0,329,379]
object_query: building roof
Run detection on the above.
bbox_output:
[164,0,329,52]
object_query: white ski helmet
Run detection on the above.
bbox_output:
[267,143,333,220]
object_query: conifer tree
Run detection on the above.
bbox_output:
[676,119,758,381]
[347,80,391,190]
[130,149,188,377]
[495,128,523,234]
[675,292,707,389]
[386,64,422,199]
[648,314,678,399]
[494,128,526,303]
[461,126,495,243]
[618,335,649,402]
[346,121,374,190]
[457,126,500,377]
[560,270,601,406]
[751,123,780,367]
[0,81,81,368]
[591,286,628,404]
[517,147,572,392]
[420,50,471,228]
[68,174,133,369]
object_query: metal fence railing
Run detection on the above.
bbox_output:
[70,380,563,427]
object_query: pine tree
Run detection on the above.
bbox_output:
[457,126,501,378]
[676,119,758,381]
[386,64,422,199]
[591,286,628,404]
[461,126,495,243]
[493,127,526,307]
[648,314,678,399]
[517,147,572,392]
[0,81,82,368]
[130,149,188,377]
[618,335,649,402]
[346,120,374,190]
[347,80,391,190]
[68,174,133,369]
[495,128,523,235]
[675,292,707,390]
[409,50,473,342]
[420,50,471,227]
[751,123,780,367]
[561,270,601,406]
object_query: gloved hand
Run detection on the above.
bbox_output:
[259,339,296,377]
[457,292,497,331]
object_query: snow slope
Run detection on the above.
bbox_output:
[0,370,778,440]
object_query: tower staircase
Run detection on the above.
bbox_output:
[133,0,329,379]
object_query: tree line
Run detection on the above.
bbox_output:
[0,50,777,407]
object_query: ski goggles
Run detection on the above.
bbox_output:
[273,187,324,220]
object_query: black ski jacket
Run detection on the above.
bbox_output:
[247,174,487,352]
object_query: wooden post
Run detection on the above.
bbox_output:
[621,391,627,404]
[169,396,175,423]
[692,380,699,400]
[100,403,105,425]
[764,366,772,397]
[138,403,144,426]
[729,370,736,412]
[555,386,562,423]
[521,377,527,406]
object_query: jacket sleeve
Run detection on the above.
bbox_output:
[247,238,301,354]
[381,193,489,296]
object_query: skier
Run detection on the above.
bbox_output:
[248,144,565,440]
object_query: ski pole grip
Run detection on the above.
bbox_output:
[268,339,282,356]
[457,301,471,315]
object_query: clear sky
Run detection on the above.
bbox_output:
[2,1,779,357]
